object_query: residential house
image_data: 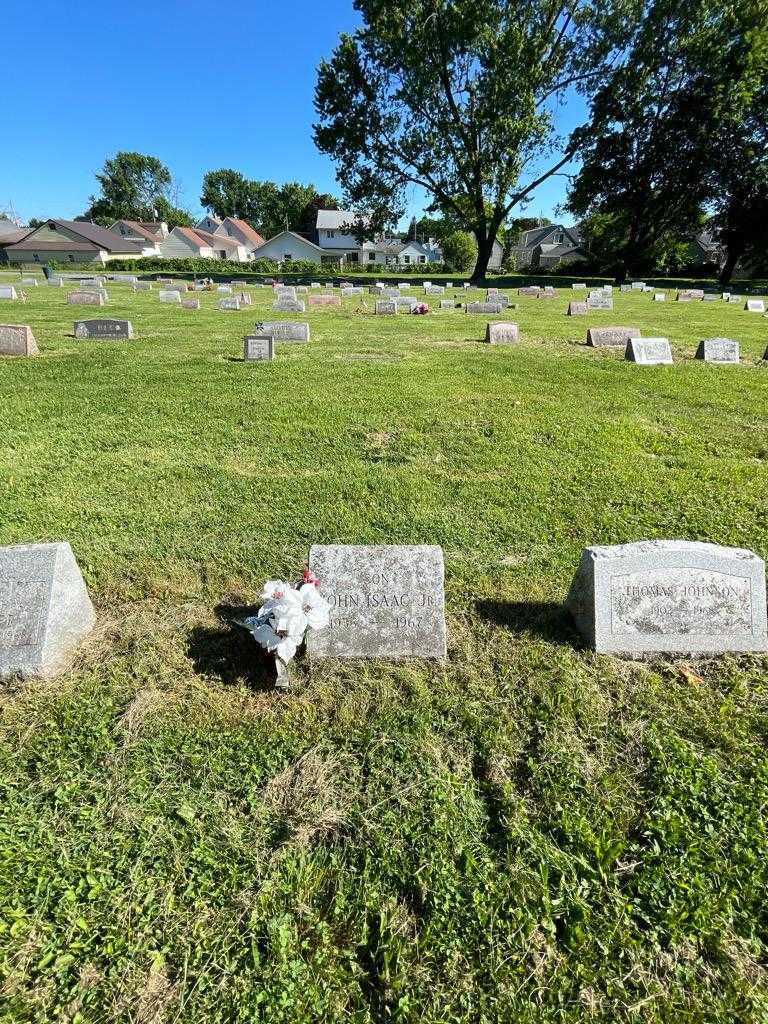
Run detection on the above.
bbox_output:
[359,238,442,267]
[315,209,369,262]
[510,224,587,270]
[2,219,146,264]
[216,217,265,256]
[192,228,250,262]
[251,229,325,264]
[109,220,168,250]
[160,227,217,259]
[472,234,504,270]
[0,216,25,239]
[196,215,223,235]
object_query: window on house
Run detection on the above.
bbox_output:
[368,252,375,261]
[219,251,227,260]
[327,230,335,239]
[419,255,426,263]
[403,255,410,264]
[285,253,292,261]
[67,255,74,262]
[33,254,40,262]
[554,233,563,243]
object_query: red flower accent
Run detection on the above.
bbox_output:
[302,567,320,587]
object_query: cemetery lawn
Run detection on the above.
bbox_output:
[2,280,768,1023]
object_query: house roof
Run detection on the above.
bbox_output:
[222,218,265,248]
[536,243,587,258]
[254,229,325,253]
[47,219,144,252]
[3,237,102,252]
[196,215,222,229]
[520,225,581,250]
[193,228,243,251]
[172,226,213,250]
[316,208,368,231]
[0,228,35,246]
[111,220,162,244]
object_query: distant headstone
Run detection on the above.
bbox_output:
[439,299,454,309]
[745,300,765,312]
[217,285,233,295]
[243,335,274,361]
[0,541,96,679]
[631,282,646,290]
[219,298,242,311]
[538,289,556,299]
[625,337,674,364]
[255,321,309,342]
[20,277,38,286]
[425,285,445,295]
[518,287,540,297]
[74,318,133,340]
[727,295,743,304]
[0,324,38,356]
[376,300,397,315]
[695,337,740,363]
[308,294,341,307]
[572,283,587,290]
[566,540,768,657]
[396,296,418,310]
[181,298,201,310]
[722,293,730,300]
[676,291,700,302]
[341,287,364,297]
[159,290,182,304]
[620,284,632,292]
[587,295,613,310]
[702,294,719,302]
[0,286,18,300]
[397,283,411,291]
[47,278,63,287]
[274,298,306,313]
[236,292,252,306]
[568,302,588,316]
[68,291,105,306]
[307,544,447,661]
[446,282,453,289]
[653,293,666,301]
[310,282,321,288]
[466,302,503,314]
[133,282,153,291]
[484,322,519,344]
[587,326,640,347]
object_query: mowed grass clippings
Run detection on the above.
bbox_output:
[0,279,767,1023]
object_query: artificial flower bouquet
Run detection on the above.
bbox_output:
[237,569,331,689]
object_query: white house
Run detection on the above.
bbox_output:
[216,217,265,255]
[193,228,250,262]
[315,209,369,261]
[196,215,223,235]
[109,220,167,253]
[252,230,324,264]
[160,227,216,259]
[359,238,441,267]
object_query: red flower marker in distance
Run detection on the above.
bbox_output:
[302,567,320,587]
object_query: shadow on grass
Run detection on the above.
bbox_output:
[476,600,581,648]
[187,603,276,691]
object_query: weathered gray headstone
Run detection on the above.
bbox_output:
[568,301,588,316]
[217,285,233,295]
[0,541,96,679]
[631,282,646,290]
[518,287,540,297]
[727,295,743,304]
[587,295,614,310]
[620,284,632,292]
[182,298,201,310]
[243,335,274,361]
[0,324,38,356]
[68,291,105,307]
[466,302,503,314]
[74,319,133,340]
[702,294,719,302]
[47,278,63,287]
[653,293,666,302]
[745,300,765,312]
[20,277,38,286]
[0,286,19,300]
[625,337,674,364]
[255,321,309,342]
[273,299,306,313]
[425,285,445,295]
[439,299,455,309]
[484,322,519,344]
[219,297,242,311]
[133,282,153,291]
[376,300,397,315]
[341,286,364,297]
[587,326,641,347]
[572,283,587,290]
[159,290,182,304]
[695,337,740,363]
[307,544,447,661]
[308,294,341,307]
[566,540,768,657]
[396,296,418,310]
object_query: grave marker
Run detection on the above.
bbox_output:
[159,290,182,304]
[68,291,105,306]
[0,325,38,356]
[0,542,96,679]
[243,335,274,361]
[74,319,133,340]
[255,321,309,342]
[307,544,447,661]
[219,298,242,311]
[568,302,588,316]
[0,286,18,300]
[376,300,397,315]
[274,298,306,313]
[466,302,503,314]
[625,337,674,364]
[182,298,201,310]
[745,300,765,312]
[587,326,640,347]
[566,540,768,657]
[695,338,740,363]
[484,322,519,344]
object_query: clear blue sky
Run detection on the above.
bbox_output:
[3,0,579,228]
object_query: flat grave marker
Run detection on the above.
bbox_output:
[74,318,133,340]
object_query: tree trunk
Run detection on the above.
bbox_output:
[471,231,495,283]
[718,247,740,286]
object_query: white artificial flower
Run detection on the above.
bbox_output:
[260,585,307,638]
[298,583,331,630]
[261,580,290,601]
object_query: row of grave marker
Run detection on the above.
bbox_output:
[2,538,765,681]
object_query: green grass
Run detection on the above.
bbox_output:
[1,280,767,1023]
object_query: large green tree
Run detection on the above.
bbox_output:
[313,0,638,281]
[200,173,339,239]
[84,152,188,225]
[567,0,766,279]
